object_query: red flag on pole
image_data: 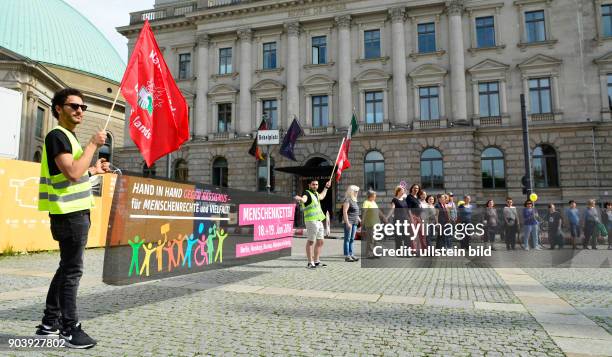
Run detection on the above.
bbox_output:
[334,138,351,182]
[120,20,189,167]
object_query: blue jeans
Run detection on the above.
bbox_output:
[569,222,581,238]
[343,223,357,256]
[523,224,539,249]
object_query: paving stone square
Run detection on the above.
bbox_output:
[0,239,609,356]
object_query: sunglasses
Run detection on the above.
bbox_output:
[63,103,88,112]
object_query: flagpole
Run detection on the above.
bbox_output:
[102,88,122,132]
[328,137,345,183]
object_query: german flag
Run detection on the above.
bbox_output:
[248,118,268,161]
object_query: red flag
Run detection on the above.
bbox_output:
[120,20,189,167]
[334,138,351,183]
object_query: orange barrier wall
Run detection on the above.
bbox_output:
[0,159,116,253]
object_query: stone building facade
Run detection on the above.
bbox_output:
[117,0,612,212]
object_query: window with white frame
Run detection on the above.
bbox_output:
[476,16,495,48]
[178,53,191,79]
[481,147,505,189]
[479,82,500,117]
[219,47,232,74]
[419,86,440,120]
[409,64,447,121]
[364,29,381,59]
[604,4,612,37]
[518,54,561,118]
[525,10,546,43]
[364,151,385,191]
[312,36,327,64]
[217,103,231,133]
[312,95,329,127]
[263,42,277,69]
[365,91,384,124]
[35,107,45,139]
[529,78,552,114]
[262,99,278,129]
[420,148,444,190]
[418,23,436,53]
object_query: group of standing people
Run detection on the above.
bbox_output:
[339,183,612,257]
[298,178,612,268]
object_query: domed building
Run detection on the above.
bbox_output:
[0,0,125,162]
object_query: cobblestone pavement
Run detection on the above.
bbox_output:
[524,268,612,333]
[0,239,608,356]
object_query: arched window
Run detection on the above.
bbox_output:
[533,144,559,188]
[98,133,113,162]
[481,147,505,189]
[33,150,41,163]
[257,157,275,192]
[143,162,156,177]
[420,148,443,189]
[212,157,228,187]
[174,159,188,182]
[364,151,384,191]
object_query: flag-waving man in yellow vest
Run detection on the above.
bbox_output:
[36,88,110,349]
[294,179,332,269]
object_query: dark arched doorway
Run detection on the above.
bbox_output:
[298,157,334,227]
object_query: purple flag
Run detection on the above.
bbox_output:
[279,118,303,161]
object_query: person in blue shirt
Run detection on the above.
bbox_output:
[523,200,541,250]
[565,200,580,249]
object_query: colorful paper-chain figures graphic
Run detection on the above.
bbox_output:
[128,222,229,277]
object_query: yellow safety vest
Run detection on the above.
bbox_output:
[301,190,325,222]
[38,126,94,214]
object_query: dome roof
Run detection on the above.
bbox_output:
[0,0,125,82]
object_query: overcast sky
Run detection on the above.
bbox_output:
[63,0,155,63]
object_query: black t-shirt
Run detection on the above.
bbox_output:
[44,128,75,176]
[548,211,562,234]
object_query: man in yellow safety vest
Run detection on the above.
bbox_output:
[36,88,110,349]
[295,179,332,269]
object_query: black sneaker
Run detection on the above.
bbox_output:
[35,324,60,338]
[350,256,360,262]
[307,263,316,269]
[60,323,97,349]
[314,262,327,267]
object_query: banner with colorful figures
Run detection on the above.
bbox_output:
[102,175,295,285]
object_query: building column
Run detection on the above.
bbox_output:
[389,7,408,126]
[472,82,479,117]
[522,77,530,113]
[195,33,209,138]
[500,79,508,114]
[551,75,561,113]
[448,0,467,121]
[285,22,300,128]
[238,28,253,134]
[336,15,352,127]
[413,86,420,120]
